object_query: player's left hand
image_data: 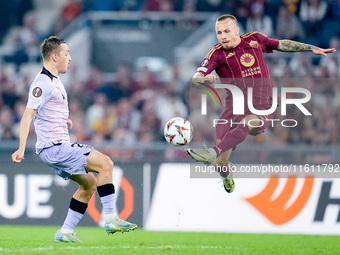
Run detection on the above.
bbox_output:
[312,48,336,56]
[67,119,73,129]
[12,149,25,163]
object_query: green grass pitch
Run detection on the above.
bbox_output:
[0,226,339,255]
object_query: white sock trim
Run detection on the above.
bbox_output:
[60,228,73,234]
[208,148,217,159]
[104,213,115,224]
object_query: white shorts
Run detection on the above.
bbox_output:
[39,142,93,180]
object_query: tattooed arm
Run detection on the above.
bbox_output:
[277,40,336,56]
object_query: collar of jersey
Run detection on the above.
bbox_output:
[41,67,57,81]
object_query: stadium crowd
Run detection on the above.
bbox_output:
[0,0,340,147]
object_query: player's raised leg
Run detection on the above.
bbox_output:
[187,114,261,193]
[188,114,259,162]
[85,149,137,234]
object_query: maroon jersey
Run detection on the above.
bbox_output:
[197,31,279,108]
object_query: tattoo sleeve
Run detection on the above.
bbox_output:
[277,40,319,52]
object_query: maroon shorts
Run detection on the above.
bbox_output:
[214,105,275,146]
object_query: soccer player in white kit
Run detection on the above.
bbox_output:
[11,36,137,243]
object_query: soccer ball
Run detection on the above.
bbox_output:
[164,117,194,147]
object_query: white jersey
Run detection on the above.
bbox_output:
[27,67,70,153]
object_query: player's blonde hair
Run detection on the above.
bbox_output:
[40,36,66,60]
[216,14,238,27]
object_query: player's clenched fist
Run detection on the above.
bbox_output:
[12,149,25,163]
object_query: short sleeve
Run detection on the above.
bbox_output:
[26,79,53,111]
[196,45,220,75]
[255,32,279,53]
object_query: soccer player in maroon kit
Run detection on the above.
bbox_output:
[187,14,336,193]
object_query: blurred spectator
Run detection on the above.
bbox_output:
[288,52,314,77]
[114,97,141,133]
[69,99,86,129]
[196,0,226,12]
[121,0,144,11]
[276,5,305,41]
[68,79,91,112]
[98,64,135,103]
[61,0,83,23]
[8,0,34,27]
[12,100,26,137]
[93,103,116,140]
[0,106,15,140]
[69,98,89,142]
[85,66,107,96]
[319,37,340,76]
[299,0,328,41]
[53,0,83,35]
[3,11,40,71]
[327,0,340,19]
[300,117,316,143]
[138,100,162,141]
[92,0,123,11]
[111,127,136,145]
[314,116,337,144]
[143,0,175,11]
[133,65,160,92]
[2,80,20,109]
[113,64,136,99]
[246,1,273,37]
[283,0,300,14]
[85,92,109,135]
[189,101,219,145]
[166,64,188,94]
[154,86,188,128]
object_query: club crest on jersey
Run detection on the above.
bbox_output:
[200,59,209,67]
[240,53,255,67]
[249,40,259,49]
[32,87,42,97]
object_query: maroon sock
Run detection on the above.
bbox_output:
[217,163,230,178]
[212,125,249,157]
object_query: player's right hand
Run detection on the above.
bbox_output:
[203,74,218,84]
[11,149,25,163]
[193,74,218,86]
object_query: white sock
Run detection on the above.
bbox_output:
[60,209,84,234]
[99,194,115,215]
[209,148,217,158]
[60,228,73,234]
[104,213,115,224]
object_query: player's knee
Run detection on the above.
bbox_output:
[102,155,114,173]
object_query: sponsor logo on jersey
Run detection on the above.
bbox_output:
[240,53,255,67]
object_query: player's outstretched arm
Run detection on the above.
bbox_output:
[277,40,336,56]
[11,108,37,163]
[192,72,218,86]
